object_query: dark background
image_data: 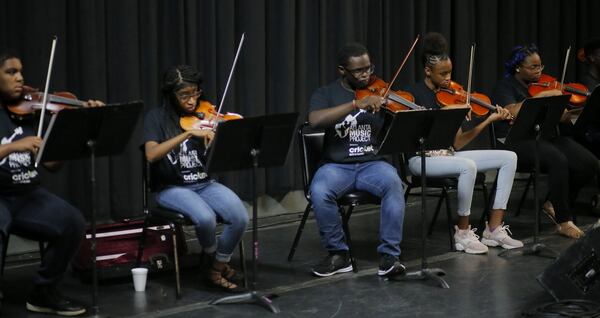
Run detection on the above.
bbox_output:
[1,0,598,222]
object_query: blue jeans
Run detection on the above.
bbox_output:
[0,187,85,287]
[156,180,249,263]
[309,160,405,257]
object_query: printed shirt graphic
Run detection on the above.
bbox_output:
[143,107,210,189]
[309,79,385,163]
[0,109,40,195]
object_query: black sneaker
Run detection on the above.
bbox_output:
[26,285,86,316]
[378,254,406,277]
[311,251,353,277]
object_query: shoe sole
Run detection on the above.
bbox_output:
[312,265,353,277]
[26,303,86,316]
[481,238,523,250]
[455,243,488,254]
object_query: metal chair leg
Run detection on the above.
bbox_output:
[287,203,312,261]
[341,206,357,273]
[171,223,181,299]
[428,194,445,236]
[443,189,455,251]
[238,240,248,288]
[516,174,533,217]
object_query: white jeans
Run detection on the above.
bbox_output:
[408,150,517,216]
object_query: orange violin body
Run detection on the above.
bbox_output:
[6,86,86,120]
[354,76,422,112]
[179,100,243,131]
[435,81,496,117]
[528,74,590,107]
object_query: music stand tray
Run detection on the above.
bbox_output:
[379,108,469,289]
[36,101,143,316]
[206,112,298,314]
[501,95,569,259]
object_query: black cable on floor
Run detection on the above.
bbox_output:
[522,299,600,317]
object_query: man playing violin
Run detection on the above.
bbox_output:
[492,44,599,238]
[404,32,522,254]
[0,50,103,316]
[308,43,406,278]
[143,65,248,292]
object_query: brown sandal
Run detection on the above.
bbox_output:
[209,267,244,293]
[557,221,584,239]
[221,263,236,280]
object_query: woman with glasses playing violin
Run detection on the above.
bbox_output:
[307,43,406,279]
[491,44,599,239]
[143,65,248,292]
[404,33,522,255]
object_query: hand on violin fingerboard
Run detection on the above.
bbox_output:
[533,89,562,98]
[83,100,105,107]
[487,106,512,122]
[356,95,386,113]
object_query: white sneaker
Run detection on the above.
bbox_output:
[453,225,488,254]
[481,222,523,249]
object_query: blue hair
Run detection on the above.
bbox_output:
[503,44,539,78]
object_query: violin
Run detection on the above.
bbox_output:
[528,73,590,107]
[436,81,497,116]
[5,85,86,120]
[179,100,242,131]
[355,76,423,112]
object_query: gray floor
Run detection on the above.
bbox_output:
[2,182,599,317]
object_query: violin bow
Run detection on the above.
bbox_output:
[213,33,245,129]
[559,46,571,92]
[465,43,476,107]
[382,35,420,98]
[36,36,58,139]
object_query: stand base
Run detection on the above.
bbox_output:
[393,268,450,289]
[498,242,560,259]
[210,290,280,314]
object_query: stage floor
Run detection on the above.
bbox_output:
[2,183,599,317]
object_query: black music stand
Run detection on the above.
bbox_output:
[379,108,469,288]
[207,113,298,314]
[36,101,143,317]
[499,95,569,259]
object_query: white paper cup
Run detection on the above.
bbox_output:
[131,267,148,292]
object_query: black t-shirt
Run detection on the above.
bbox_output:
[308,79,386,163]
[581,71,599,92]
[405,80,440,110]
[0,108,40,195]
[143,107,210,189]
[491,76,531,138]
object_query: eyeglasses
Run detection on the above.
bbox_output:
[344,64,375,77]
[176,90,202,101]
[520,64,545,71]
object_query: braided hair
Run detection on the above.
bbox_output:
[422,32,450,68]
[503,44,539,78]
[160,65,204,139]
